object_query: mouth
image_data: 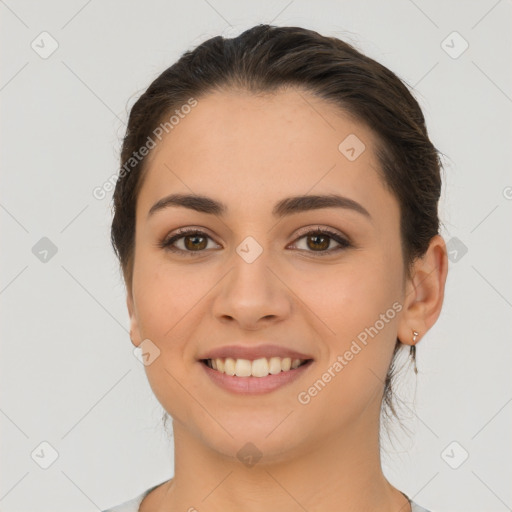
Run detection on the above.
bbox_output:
[199,356,314,395]
[200,357,313,378]
[197,344,315,394]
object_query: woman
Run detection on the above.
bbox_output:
[104,24,448,512]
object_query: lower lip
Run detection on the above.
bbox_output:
[200,360,314,395]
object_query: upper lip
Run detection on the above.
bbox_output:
[198,344,314,361]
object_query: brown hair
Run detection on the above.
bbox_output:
[111,24,444,434]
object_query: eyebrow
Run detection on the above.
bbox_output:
[147,193,371,220]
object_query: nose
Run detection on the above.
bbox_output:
[212,246,292,330]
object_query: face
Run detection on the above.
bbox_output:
[127,88,408,461]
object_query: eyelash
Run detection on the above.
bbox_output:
[159,226,352,257]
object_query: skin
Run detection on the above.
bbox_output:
[126,87,448,512]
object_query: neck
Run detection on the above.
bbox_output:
[152,405,410,512]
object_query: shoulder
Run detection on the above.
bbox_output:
[101,494,144,512]
[102,483,433,512]
[101,492,147,512]
[101,480,169,512]
[410,500,433,512]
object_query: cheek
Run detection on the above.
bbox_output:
[299,254,401,338]
[298,251,402,392]
[133,259,209,423]
[297,281,400,423]
[133,255,208,339]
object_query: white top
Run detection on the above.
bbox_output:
[101,480,433,512]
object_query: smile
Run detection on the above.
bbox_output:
[200,357,314,395]
[201,357,311,377]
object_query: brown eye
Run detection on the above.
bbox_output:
[291,228,351,255]
[160,229,220,255]
[183,234,207,251]
[306,233,330,251]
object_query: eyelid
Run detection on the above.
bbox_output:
[287,225,352,254]
[292,224,349,241]
[160,225,352,255]
[159,227,221,254]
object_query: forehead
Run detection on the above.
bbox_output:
[137,88,396,221]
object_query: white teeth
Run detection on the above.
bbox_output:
[251,358,269,377]
[205,356,308,377]
[235,358,252,377]
[268,357,282,375]
[216,358,225,373]
[224,357,236,376]
[281,357,291,371]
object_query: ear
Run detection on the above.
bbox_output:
[397,234,449,346]
[127,291,142,348]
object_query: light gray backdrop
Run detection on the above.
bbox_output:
[1,1,511,511]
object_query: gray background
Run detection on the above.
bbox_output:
[1,1,511,511]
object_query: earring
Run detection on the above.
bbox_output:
[410,330,419,374]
